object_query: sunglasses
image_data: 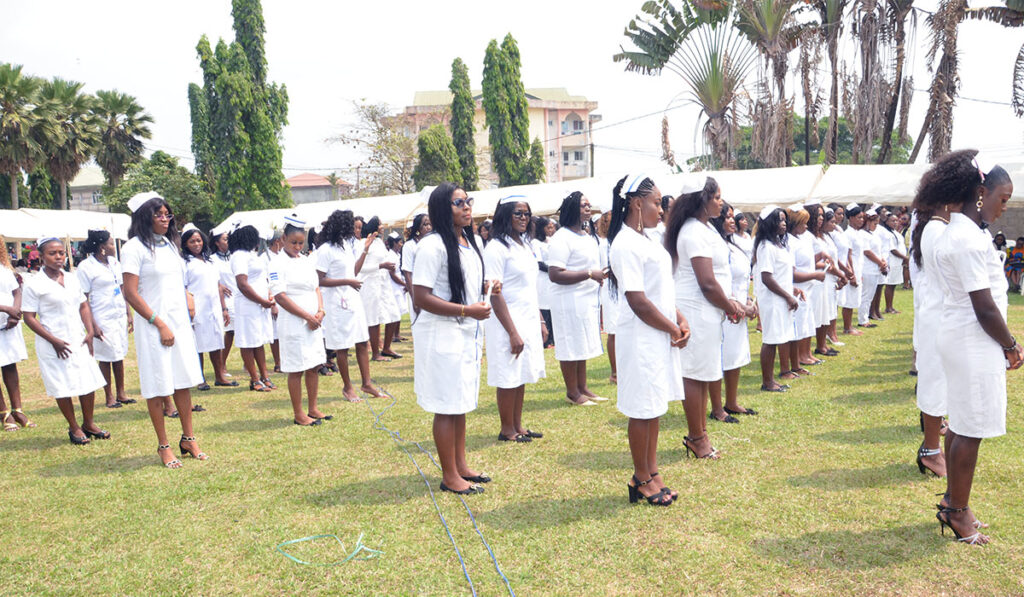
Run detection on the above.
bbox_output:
[512,210,531,219]
[452,197,474,208]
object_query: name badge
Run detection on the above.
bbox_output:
[113,288,122,296]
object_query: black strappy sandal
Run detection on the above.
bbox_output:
[83,427,111,440]
[724,406,758,416]
[683,435,720,459]
[440,482,484,495]
[917,443,943,477]
[650,472,677,501]
[627,475,672,506]
[498,432,531,443]
[937,506,986,545]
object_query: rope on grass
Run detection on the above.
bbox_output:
[276,532,384,566]
[364,387,516,597]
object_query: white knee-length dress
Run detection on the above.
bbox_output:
[611,227,682,419]
[722,242,752,371]
[359,237,400,327]
[547,227,602,362]
[914,218,948,418]
[935,213,1008,438]
[754,240,796,346]
[231,250,274,349]
[0,268,28,367]
[789,231,817,339]
[184,256,225,353]
[412,233,484,415]
[316,240,370,350]
[484,237,545,389]
[76,255,129,363]
[387,248,408,316]
[122,237,203,399]
[22,270,106,398]
[269,253,325,372]
[214,252,236,333]
[674,218,730,382]
[835,228,859,310]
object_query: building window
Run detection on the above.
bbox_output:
[574,151,584,162]
[91,191,102,204]
[562,152,569,165]
[573,119,584,131]
[561,122,568,135]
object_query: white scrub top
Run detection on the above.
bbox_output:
[214,252,236,332]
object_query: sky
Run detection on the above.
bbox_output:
[2,0,1022,186]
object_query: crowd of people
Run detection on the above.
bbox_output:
[0,150,1017,545]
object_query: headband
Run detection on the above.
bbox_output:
[759,205,780,220]
[973,154,991,182]
[678,176,706,195]
[845,202,860,211]
[387,231,401,240]
[127,191,163,213]
[789,202,805,212]
[36,236,61,249]
[591,213,602,223]
[499,194,528,206]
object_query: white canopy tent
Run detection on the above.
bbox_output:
[0,208,131,242]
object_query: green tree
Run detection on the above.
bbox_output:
[189,0,290,214]
[103,151,216,229]
[526,138,546,184]
[26,165,62,209]
[38,78,101,209]
[413,124,462,188]
[0,63,57,210]
[93,89,153,188]
[0,173,29,210]
[449,57,478,191]
[482,34,541,186]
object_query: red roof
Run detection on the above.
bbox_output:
[285,172,351,188]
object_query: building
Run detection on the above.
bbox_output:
[401,87,601,188]
[68,167,108,212]
[285,172,352,205]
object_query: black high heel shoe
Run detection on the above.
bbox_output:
[937,506,986,545]
[83,427,111,440]
[627,475,672,506]
[650,472,677,501]
[683,434,720,459]
[916,443,943,476]
[68,431,90,445]
[179,435,208,460]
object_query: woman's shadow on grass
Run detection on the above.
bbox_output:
[477,494,628,529]
[787,462,935,491]
[752,522,938,570]
[36,454,155,476]
[305,473,430,506]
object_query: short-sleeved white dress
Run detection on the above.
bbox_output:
[265,250,284,342]
[858,228,883,323]
[412,233,484,415]
[484,237,545,388]
[387,248,408,316]
[674,218,730,382]
[230,250,274,349]
[884,227,907,285]
[834,228,858,310]
[610,227,682,419]
[754,240,796,346]
[269,253,325,372]
[789,231,817,339]
[915,218,948,417]
[547,227,602,361]
[0,268,28,367]
[122,237,203,399]
[316,240,370,350]
[185,256,225,353]
[722,242,752,370]
[935,213,1008,438]
[22,270,106,398]
[359,238,401,327]
[76,255,129,362]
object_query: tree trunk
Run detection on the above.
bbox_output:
[908,101,934,164]
[9,173,17,210]
[805,102,811,165]
[826,38,840,165]
[61,180,68,210]
[876,18,907,164]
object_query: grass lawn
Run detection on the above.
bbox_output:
[1,288,1023,596]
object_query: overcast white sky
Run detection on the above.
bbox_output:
[2,0,1022,184]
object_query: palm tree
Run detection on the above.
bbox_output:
[809,0,850,164]
[908,0,964,163]
[876,0,916,163]
[0,64,56,210]
[93,90,153,188]
[735,0,805,166]
[965,0,1023,116]
[614,0,757,169]
[38,78,101,209]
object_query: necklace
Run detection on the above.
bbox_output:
[930,216,949,224]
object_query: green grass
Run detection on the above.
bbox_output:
[2,289,1024,595]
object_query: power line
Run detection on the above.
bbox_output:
[541,102,689,144]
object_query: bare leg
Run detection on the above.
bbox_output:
[944,433,987,543]
[305,368,323,418]
[78,392,99,434]
[920,413,947,477]
[815,326,829,354]
[356,342,384,397]
[369,325,384,360]
[828,319,839,343]
[221,330,234,371]
[496,387,518,438]
[270,340,281,372]
[146,397,178,466]
[337,349,360,400]
[288,372,315,424]
[578,361,597,397]
[682,379,715,457]
[55,397,84,438]
[98,361,115,406]
[723,368,749,412]
[173,388,205,459]
[240,347,260,384]
[162,396,176,416]
[434,414,470,490]
[512,386,527,435]
[383,321,399,355]
[253,346,269,380]
[2,364,25,424]
[760,344,778,389]
[606,334,617,383]
[779,343,796,379]
[628,418,666,501]
[708,379,726,420]
[559,360,583,402]
[884,284,896,312]
[870,285,883,319]
[211,349,231,384]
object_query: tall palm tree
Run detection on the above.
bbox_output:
[0,64,57,210]
[809,0,850,164]
[614,0,757,169]
[965,0,1023,116]
[93,90,153,188]
[38,78,101,209]
[876,0,916,163]
[736,0,805,166]
[849,0,890,164]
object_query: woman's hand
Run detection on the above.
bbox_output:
[83,332,95,356]
[487,280,503,297]
[588,269,608,282]
[674,311,691,347]
[813,271,826,282]
[465,302,491,320]
[305,311,323,331]
[263,296,276,309]
[540,321,548,344]
[380,261,396,272]
[794,288,806,301]
[1007,344,1024,370]
[50,338,72,359]
[126,317,134,333]
[745,300,759,319]
[220,285,233,299]
[222,309,231,326]
[92,322,105,341]
[157,322,175,347]
[509,331,524,357]
[363,232,379,251]
[2,308,20,330]
[345,278,363,290]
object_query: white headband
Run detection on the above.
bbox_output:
[789,202,804,212]
[865,208,878,217]
[591,213,602,222]
[127,191,163,213]
[499,194,528,206]
[618,173,649,199]
[678,177,706,195]
[36,236,61,249]
[387,231,401,240]
[759,205,780,220]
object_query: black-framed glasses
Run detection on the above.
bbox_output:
[452,197,474,208]
[512,210,531,219]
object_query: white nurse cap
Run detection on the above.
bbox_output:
[499,194,528,205]
[804,197,821,207]
[618,173,649,199]
[127,191,163,213]
[759,205,780,220]
[678,176,706,195]
[845,202,860,211]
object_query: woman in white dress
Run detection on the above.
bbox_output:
[357,216,401,362]
[265,230,284,373]
[858,210,888,327]
[211,231,236,375]
[733,212,754,261]
[121,192,207,467]
[181,227,234,390]
[547,192,607,406]
[840,205,866,334]
[485,195,547,443]
[270,216,328,426]
[230,225,275,392]
[384,233,407,351]
[531,217,556,348]
[753,206,803,392]
[412,183,492,495]
[22,237,109,445]
[810,208,847,357]
[316,210,385,400]
[827,205,853,345]
[595,211,619,384]
[708,203,758,420]
[663,176,745,458]
[401,213,432,318]
[608,174,688,506]
[786,205,825,377]
[881,213,909,314]
[76,230,134,408]
[927,152,1020,545]
[0,237,34,432]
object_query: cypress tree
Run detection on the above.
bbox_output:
[481,34,541,187]
[412,124,462,189]
[449,58,478,191]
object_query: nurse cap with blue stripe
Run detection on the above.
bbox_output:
[499,194,529,206]
[618,173,650,199]
[283,213,306,228]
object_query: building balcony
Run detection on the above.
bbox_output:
[561,163,590,179]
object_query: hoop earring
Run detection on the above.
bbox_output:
[977,197,984,210]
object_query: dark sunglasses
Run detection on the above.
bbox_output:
[512,210,531,219]
[452,197,474,208]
